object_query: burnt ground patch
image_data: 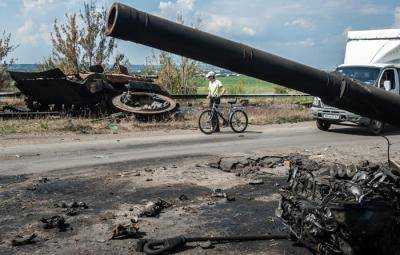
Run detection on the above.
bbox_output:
[194,178,311,255]
[0,156,313,255]
[0,174,28,186]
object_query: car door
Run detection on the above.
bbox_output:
[378,68,399,94]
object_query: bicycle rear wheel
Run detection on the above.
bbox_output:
[198,110,214,135]
[229,110,248,133]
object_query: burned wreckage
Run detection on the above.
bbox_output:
[8,67,177,117]
[105,2,400,254]
[278,159,400,255]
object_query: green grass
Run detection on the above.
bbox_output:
[196,75,278,94]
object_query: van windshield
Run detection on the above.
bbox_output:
[337,67,380,85]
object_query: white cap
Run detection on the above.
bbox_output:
[205,71,216,78]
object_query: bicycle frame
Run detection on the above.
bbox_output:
[211,102,244,123]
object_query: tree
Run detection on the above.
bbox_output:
[157,51,179,93]
[0,31,17,91]
[51,13,81,74]
[79,2,115,70]
[155,12,201,94]
[43,1,115,75]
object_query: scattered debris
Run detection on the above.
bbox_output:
[226,194,236,202]
[278,158,400,254]
[210,155,285,177]
[39,216,69,232]
[37,177,50,183]
[249,179,264,185]
[139,199,172,218]
[11,233,37,246]
[53,201,88,216]
[212,188,227,198]
[179,194,189,201]
[111,219,142,239]
[54,201,88,209]
[199,241,213,249]
[144,168,154,173]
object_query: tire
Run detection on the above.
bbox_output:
[369,120,384,135]
[316,119,331,131]
[198,110,214,135]
[229,110,248,133]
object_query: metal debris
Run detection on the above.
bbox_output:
[54,201,88,209]
[211,156,284,175]
[278,158,400,254]
[139,198,172,218]
[249,179,264,185]
[111,219,141,239]
[179,194,189,201]
[39,216,69,232]
[11,233,37,246]
[212,188,227,198]
[54,201,88,216]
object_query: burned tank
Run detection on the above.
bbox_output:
[8,67,177,116]
[105,3,400,254]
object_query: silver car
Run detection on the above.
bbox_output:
[310,65,399,135]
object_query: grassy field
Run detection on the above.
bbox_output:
[196,75,284,94]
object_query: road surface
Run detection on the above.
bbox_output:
[1,122,398,176]
[2,121,399,255]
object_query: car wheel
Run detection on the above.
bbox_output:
[369,120,384,135]
[316,119,331,131]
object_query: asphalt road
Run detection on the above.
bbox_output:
[1,122,399,176]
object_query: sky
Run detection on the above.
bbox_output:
[0,0,399,69]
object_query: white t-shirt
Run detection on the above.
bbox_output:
[209,80,223,98]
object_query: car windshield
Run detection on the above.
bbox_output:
[336,67,380,85]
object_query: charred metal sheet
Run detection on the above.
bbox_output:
[106,3,400,127]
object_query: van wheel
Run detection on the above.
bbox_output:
[316,119,331,131]
[369,120,384,135]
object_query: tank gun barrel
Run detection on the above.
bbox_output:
[106,2,400,127]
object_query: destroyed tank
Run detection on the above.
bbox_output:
[8,66,176,116]
[105,2,400,128]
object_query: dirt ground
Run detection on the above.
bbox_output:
[1,122,399,255]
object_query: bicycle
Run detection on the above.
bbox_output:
[198,99,249,134]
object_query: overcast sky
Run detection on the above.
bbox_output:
[0,0,399,69]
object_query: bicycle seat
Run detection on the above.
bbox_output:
[228,99,237,104]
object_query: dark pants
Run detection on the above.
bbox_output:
[209,97,221,132]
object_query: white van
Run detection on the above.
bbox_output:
[311,29,400,134]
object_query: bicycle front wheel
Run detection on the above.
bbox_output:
[198,110,214,135]
[229,110,248,133]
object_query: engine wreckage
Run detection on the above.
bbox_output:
[7,67,178,117]
[278,159,400,255]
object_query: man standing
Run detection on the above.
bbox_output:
[206,71,225,132]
